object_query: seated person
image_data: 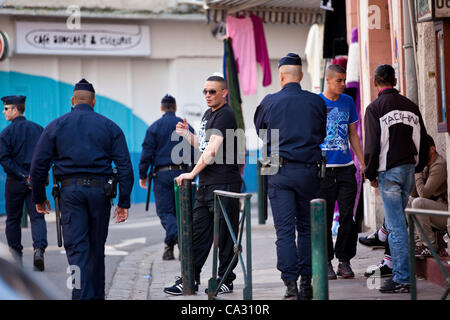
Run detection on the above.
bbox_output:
[361,134,449,278]
[410,135,448,257]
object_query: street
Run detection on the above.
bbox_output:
[0,202,164,299]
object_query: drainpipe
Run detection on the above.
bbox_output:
[403,0,419,104]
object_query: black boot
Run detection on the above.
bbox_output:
[33,248,45,271]
[162,245,175,260]
[282,280,298,300]
[299,275,313,300]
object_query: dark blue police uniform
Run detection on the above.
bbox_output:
[30,79,134,300]
[0,95,47,266]
[254,53,327,299]
[139,95,194,259]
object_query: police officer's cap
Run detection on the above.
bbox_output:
[1,95,26,105]
[161,94,176,105]
[278,53,302,68]
[74,78,95,93]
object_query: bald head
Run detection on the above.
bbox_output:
[72,90,95,107]
[279,65,303,87]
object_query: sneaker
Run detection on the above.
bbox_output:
[379,278,410,293]
[163,276,198,295]
[204,281,233,295]
[337,261,355,279]
[364,261,393,278]
[162,245,175,261]
[328,261,337,280]
[414,245,433,258]
[358,231,385,248]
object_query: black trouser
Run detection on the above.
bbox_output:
[320,165,358,262]
[192,182,242,284]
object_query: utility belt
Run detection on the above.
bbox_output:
[155,164,188,173]
[60,177,104,188]
[59,169,118,199]
[261,153,327,179]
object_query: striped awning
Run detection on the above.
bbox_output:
[205,0,324,25]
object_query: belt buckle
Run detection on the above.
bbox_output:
[82,177,91,187]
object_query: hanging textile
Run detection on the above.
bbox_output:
[344,27,363,228]
[304,23,325,93]
[323,0,348,59]
[250,13,271,87]
[223,38,244,131]
[224,38,246,182]
[226,15,257,96]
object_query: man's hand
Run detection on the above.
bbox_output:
[370,178,379,188]
[139,178,148,189]
[36,200,51,214]
[113,207,128,224]
[176,118,190,138]
[175,172,195,186]
[25,176,32,190]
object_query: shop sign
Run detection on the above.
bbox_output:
[417,0,450,22]
[16,22,151,56]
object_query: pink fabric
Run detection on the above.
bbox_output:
[226,15,257,96]
[250,13,271,87]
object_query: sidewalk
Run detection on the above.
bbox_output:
[108,195,446,300]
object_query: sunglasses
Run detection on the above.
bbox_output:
[203,89,218,96]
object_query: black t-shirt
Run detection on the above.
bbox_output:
[198,104,241,186]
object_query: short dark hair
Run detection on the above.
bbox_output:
[206,75,227,89]
[161,102,176,111]
[374,64,396,86]
[327,64,346,76]
[13,104,25,114]
[427,134,435,147]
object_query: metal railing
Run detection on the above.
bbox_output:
[208,190,253,300]
[405,208,450,300]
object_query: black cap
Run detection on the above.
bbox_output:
[1,95,26,105]
[161,94,176,105]
[278,53,302,68]
[74,78,95,93]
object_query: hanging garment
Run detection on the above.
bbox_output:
[223,38,246,178]
[250,13,272,87]
[223,38,244,130]
[344,28,363,222]
[323,0,348,58]
[226,15,257,96]
[305,23,325,93]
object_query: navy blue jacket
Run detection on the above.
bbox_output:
[139,111,194,179]
[254,82,327,163]
[31,104,134,208]
[0,116,43,180]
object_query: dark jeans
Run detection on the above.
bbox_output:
[192,182,242,284]
[320,165,358,262]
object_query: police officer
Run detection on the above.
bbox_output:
[139,94,193,260]
[254,53,327,300]
[30,79,134,300]
[0,95,47,270]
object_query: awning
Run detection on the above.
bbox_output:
[205,0,324,24]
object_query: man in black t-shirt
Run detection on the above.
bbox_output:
[163,75,242,296]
